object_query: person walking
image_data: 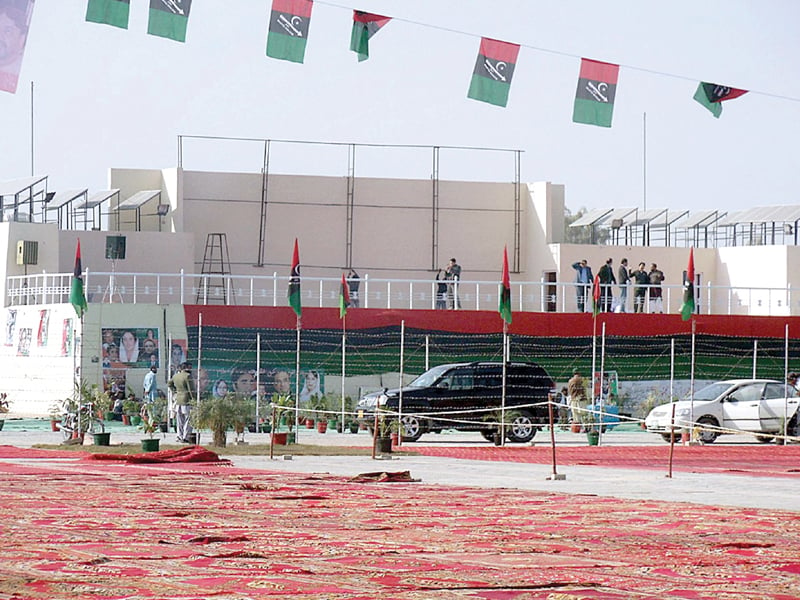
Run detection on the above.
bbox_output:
[617,258,631,312]
[141,365,158,419]
[168,361,195,443]
[631,262,649,313]
[597,258,616,312]
[567,368,589,427]
[648,263,665,313]
[571,259,593,312]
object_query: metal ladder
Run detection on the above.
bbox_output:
[197,233,233,304]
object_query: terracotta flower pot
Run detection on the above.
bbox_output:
[316,421,327,434]
[271,432,288,445]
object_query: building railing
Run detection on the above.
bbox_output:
[5,271,797,316]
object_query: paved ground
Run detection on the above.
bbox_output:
[2,418,799,512]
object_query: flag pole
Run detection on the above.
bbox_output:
[295,318,301,438]
[341,315,346,430]
[689,319,696,443]
[784,323,789,444]
[598,321,606,445]
[668,338,676,476]
[398,319,405,448]
[256,332,261,429]
[501,321,507,447]
[196,312,203,405]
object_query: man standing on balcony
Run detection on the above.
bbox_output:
[445,258,461,309]
[648,263,665,313]
[347,269,360,308]
[597,258,616,312]
[572,259,593,312]
[617,258,631,312]
[631,262,649,313]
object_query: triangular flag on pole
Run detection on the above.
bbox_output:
[70,239,88,318]
[339,273,350,319]
[498,246,512,325]
[350,10,390,61]
[681,248,696,321]
[288,238,302,318]
[86,0,130,29]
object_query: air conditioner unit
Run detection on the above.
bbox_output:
[16,240,38,266]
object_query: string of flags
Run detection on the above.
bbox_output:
[0,0,755,123]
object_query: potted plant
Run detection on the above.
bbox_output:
[76,379,113,421]
[121,396,139,425]
[310,395,328,433]
[48,401,63,431]
[139,413,160,452]
[375,413,397,454]
[192,392,250,448]
[272,394,296,444]
[583,409,600,445]
[0,393,9,431]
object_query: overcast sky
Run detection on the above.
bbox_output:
[1,0,798,215]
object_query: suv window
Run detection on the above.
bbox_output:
[764,382,796,399]
[729,383,763,403]
[446,367,474,390]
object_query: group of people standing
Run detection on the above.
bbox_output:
[572,258,665,314]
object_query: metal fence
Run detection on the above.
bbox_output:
[5,270,797,316]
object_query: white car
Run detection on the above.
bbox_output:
[644,379,800,444]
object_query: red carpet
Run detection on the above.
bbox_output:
[84,445,231,464]
[0,449,798,598]
[413,444,800,478]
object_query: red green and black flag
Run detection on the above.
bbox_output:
[288,238,302,318]
[267,0,314,64]
[467,37,520,108]
[681,248,696,321]
[350,11,391,62]
[147,0,192,42]
[499,246,512,325]
[573,58,619,128]
[592,275,601,317]
[70,239,88,318]
[693,82,748,118]
[339,273,350,319]
[86,0,130,29]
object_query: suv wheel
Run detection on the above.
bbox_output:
[506,412,537,443]
[400,415,423,442]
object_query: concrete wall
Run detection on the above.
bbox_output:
[169,169,525,280]
[2,302,188,417]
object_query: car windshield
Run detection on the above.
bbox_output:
[684,382,732,401]
[408,364,452,388]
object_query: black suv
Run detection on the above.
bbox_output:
[356,361,555,443]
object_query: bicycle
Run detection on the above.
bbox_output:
[60,400,104,441]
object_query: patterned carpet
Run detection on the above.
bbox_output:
[0,445,799,598]
[412,444,800,478]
